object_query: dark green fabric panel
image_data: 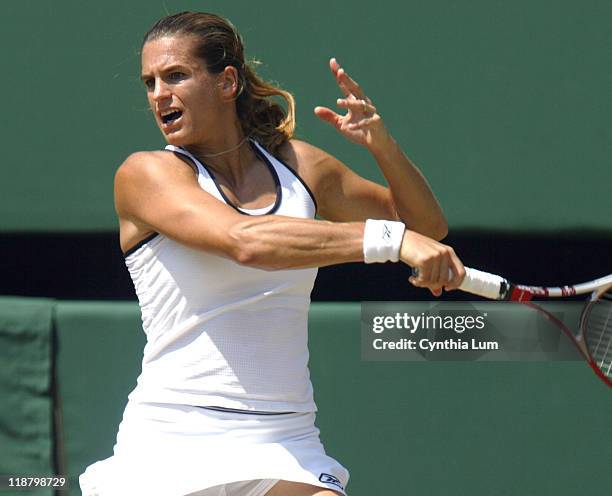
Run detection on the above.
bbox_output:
[54,302,145,495]
[0,297,54,496]
[308,303,612,495]
[1,1,610,231]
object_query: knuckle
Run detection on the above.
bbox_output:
[418,256,432,266]
[426,254,439,264]
[436,245,449,256]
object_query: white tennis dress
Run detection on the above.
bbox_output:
[79,140,349,496]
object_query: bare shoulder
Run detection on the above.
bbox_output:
[114,150,200,223]
[115,150,196,186]
[277,139,344,197]
[279,139,334,170]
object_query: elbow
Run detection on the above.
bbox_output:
[232,245,258,267]
[429,219,448,241]
[412,217,448,241]
[233,246,279,271]
[235,247,277,270]
[424,208,448,241]
[227,226,258,267]
[227,222,275,270]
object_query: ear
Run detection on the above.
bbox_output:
[217,66,240,101]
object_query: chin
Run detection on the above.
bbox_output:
[160,128,191,147]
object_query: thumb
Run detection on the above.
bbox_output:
[314,106,341,127]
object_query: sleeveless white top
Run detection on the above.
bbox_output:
[124,140,319,412]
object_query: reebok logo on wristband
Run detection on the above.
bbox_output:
[363,219,406,263]
[383,223,392,241]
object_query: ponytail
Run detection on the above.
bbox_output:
[237,63,295,155]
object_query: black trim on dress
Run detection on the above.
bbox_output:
[197,405,296,415]
[123,232,159,258]
[166,144,282,216]
[272,154,318,215]
[121,140,306,257]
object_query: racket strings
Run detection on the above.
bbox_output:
[585,291,612,378]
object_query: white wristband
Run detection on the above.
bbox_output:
[363,219,406,263]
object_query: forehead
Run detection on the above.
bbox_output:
[141,35,202,73]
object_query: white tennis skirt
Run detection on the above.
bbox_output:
[79,401,349,496]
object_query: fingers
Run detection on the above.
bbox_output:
[336,98,377,115]
[445,249,466,291]
[335,98,379,130]
[329,57,341,77]
[329,58,351,97]
[401,230,465,297]
[409,262,446,294]
[337,68,365,99]
[437,254,450,289]
[329,57,366,100]
[409,264,430,287]
[313,106,342,128]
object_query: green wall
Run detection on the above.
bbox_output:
[1,0,610,232]
[0,298,54,496]
[2,298,611,495]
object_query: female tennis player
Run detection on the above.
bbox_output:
[80,11,465,496]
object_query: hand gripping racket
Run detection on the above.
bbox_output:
[414,267,612,387]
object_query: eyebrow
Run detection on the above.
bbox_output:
[140,64,188,81]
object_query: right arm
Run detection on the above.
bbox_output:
[115,151,463,292]
[115,151,365,270]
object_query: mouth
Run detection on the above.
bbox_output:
[160,109,183,126]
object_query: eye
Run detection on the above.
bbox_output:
[168,71,186,82]
[143,78,155,90]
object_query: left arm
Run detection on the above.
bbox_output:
[366,133,448,240]
[313,58,447,240]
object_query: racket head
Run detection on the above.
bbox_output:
[580,284,612,387]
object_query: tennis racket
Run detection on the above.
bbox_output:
[414,267,612,387]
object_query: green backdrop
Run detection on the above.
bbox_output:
[0,297,54,496]
[1,0,610,232]
[0,299,607,495]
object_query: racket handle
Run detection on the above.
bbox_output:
[460,267,508,300]
[411,266,508,300]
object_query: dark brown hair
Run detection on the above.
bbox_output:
[143,12,295,154]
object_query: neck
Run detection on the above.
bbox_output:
[201,135,249,157]
[187,137,257,187]
[184,122,247,160]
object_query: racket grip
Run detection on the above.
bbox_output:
[459,267,507,300]
[411,266,508,300]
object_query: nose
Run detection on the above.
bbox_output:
[152,78,172,101]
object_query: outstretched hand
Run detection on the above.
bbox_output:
[314,58,388,149]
